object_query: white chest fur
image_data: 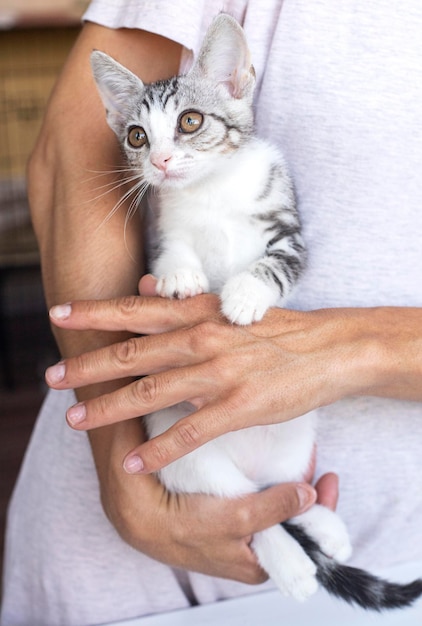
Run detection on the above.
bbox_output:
[145,408,316,498]
[153,139,289,292]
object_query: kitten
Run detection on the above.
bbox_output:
[91,13,422,610]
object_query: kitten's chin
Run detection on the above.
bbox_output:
[146,168,182,187]
[154,170,202,190]
[156,174,188,190]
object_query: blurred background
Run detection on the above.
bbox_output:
[0,0,88,583]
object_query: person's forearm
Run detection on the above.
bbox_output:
[29,23,182,326]
[28,23,182,469]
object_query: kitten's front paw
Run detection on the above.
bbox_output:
[156,269,209,299]
[221,272,278,325]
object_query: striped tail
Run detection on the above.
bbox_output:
[283,521,422,611]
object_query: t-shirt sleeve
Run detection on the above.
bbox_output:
[83,0,214,59]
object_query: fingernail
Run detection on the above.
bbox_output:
[50,303,72,321]
[45,362,66,385]
[297,484,317,512]
[123,455,144,474]
[67,403,86,426]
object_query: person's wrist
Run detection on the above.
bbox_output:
[327,307,388,399]
[89,410,145,479]
[90,418,162,551]
[331,306,418,399]
[358,306,422,399]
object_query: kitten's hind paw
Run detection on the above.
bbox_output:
[156,269,209,299]
[291,505,353,564]
[221,272,278,325]
[252,526,319,602]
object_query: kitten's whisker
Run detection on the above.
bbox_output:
[84,166,139,180]
[88,174,143,205]
[88,168,141,192]
[126,182,149,225]
[90,171,140,187]
[92,176,139,201]
[94,178,149,233]
[82,166,142,197]
[122,181,150,260]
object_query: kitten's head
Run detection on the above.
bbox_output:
[91,14,256,189]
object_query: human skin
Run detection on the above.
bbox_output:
[29,22,331,583]
[47,279,422,475]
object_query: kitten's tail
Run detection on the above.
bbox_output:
[282,522,422,611]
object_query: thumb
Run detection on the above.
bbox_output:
[241,483,317,536]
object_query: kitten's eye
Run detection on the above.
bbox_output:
[127,126,147,148]
[179,111,203,134]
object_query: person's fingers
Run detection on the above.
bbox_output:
[45,327,214,389]
[120,392,285,474]
[181,483,316,544]
[64,363,216,429]
[138,273,158,296]
[301,451,339,511]
[314,472,339,511]
[232,483,317,537]
[48,293,222,334]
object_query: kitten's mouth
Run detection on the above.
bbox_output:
[157,170,188,186]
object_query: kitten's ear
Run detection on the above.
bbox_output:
[90,50,144,134]
[191,14,255,99]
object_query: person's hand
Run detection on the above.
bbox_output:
[46,280,422,473]
[87,414,338,582]
[106,474,325,584]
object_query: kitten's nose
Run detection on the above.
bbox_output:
[150,152,172,172]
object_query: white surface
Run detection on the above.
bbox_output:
[103,563,422,626]
[103,590,422,626]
